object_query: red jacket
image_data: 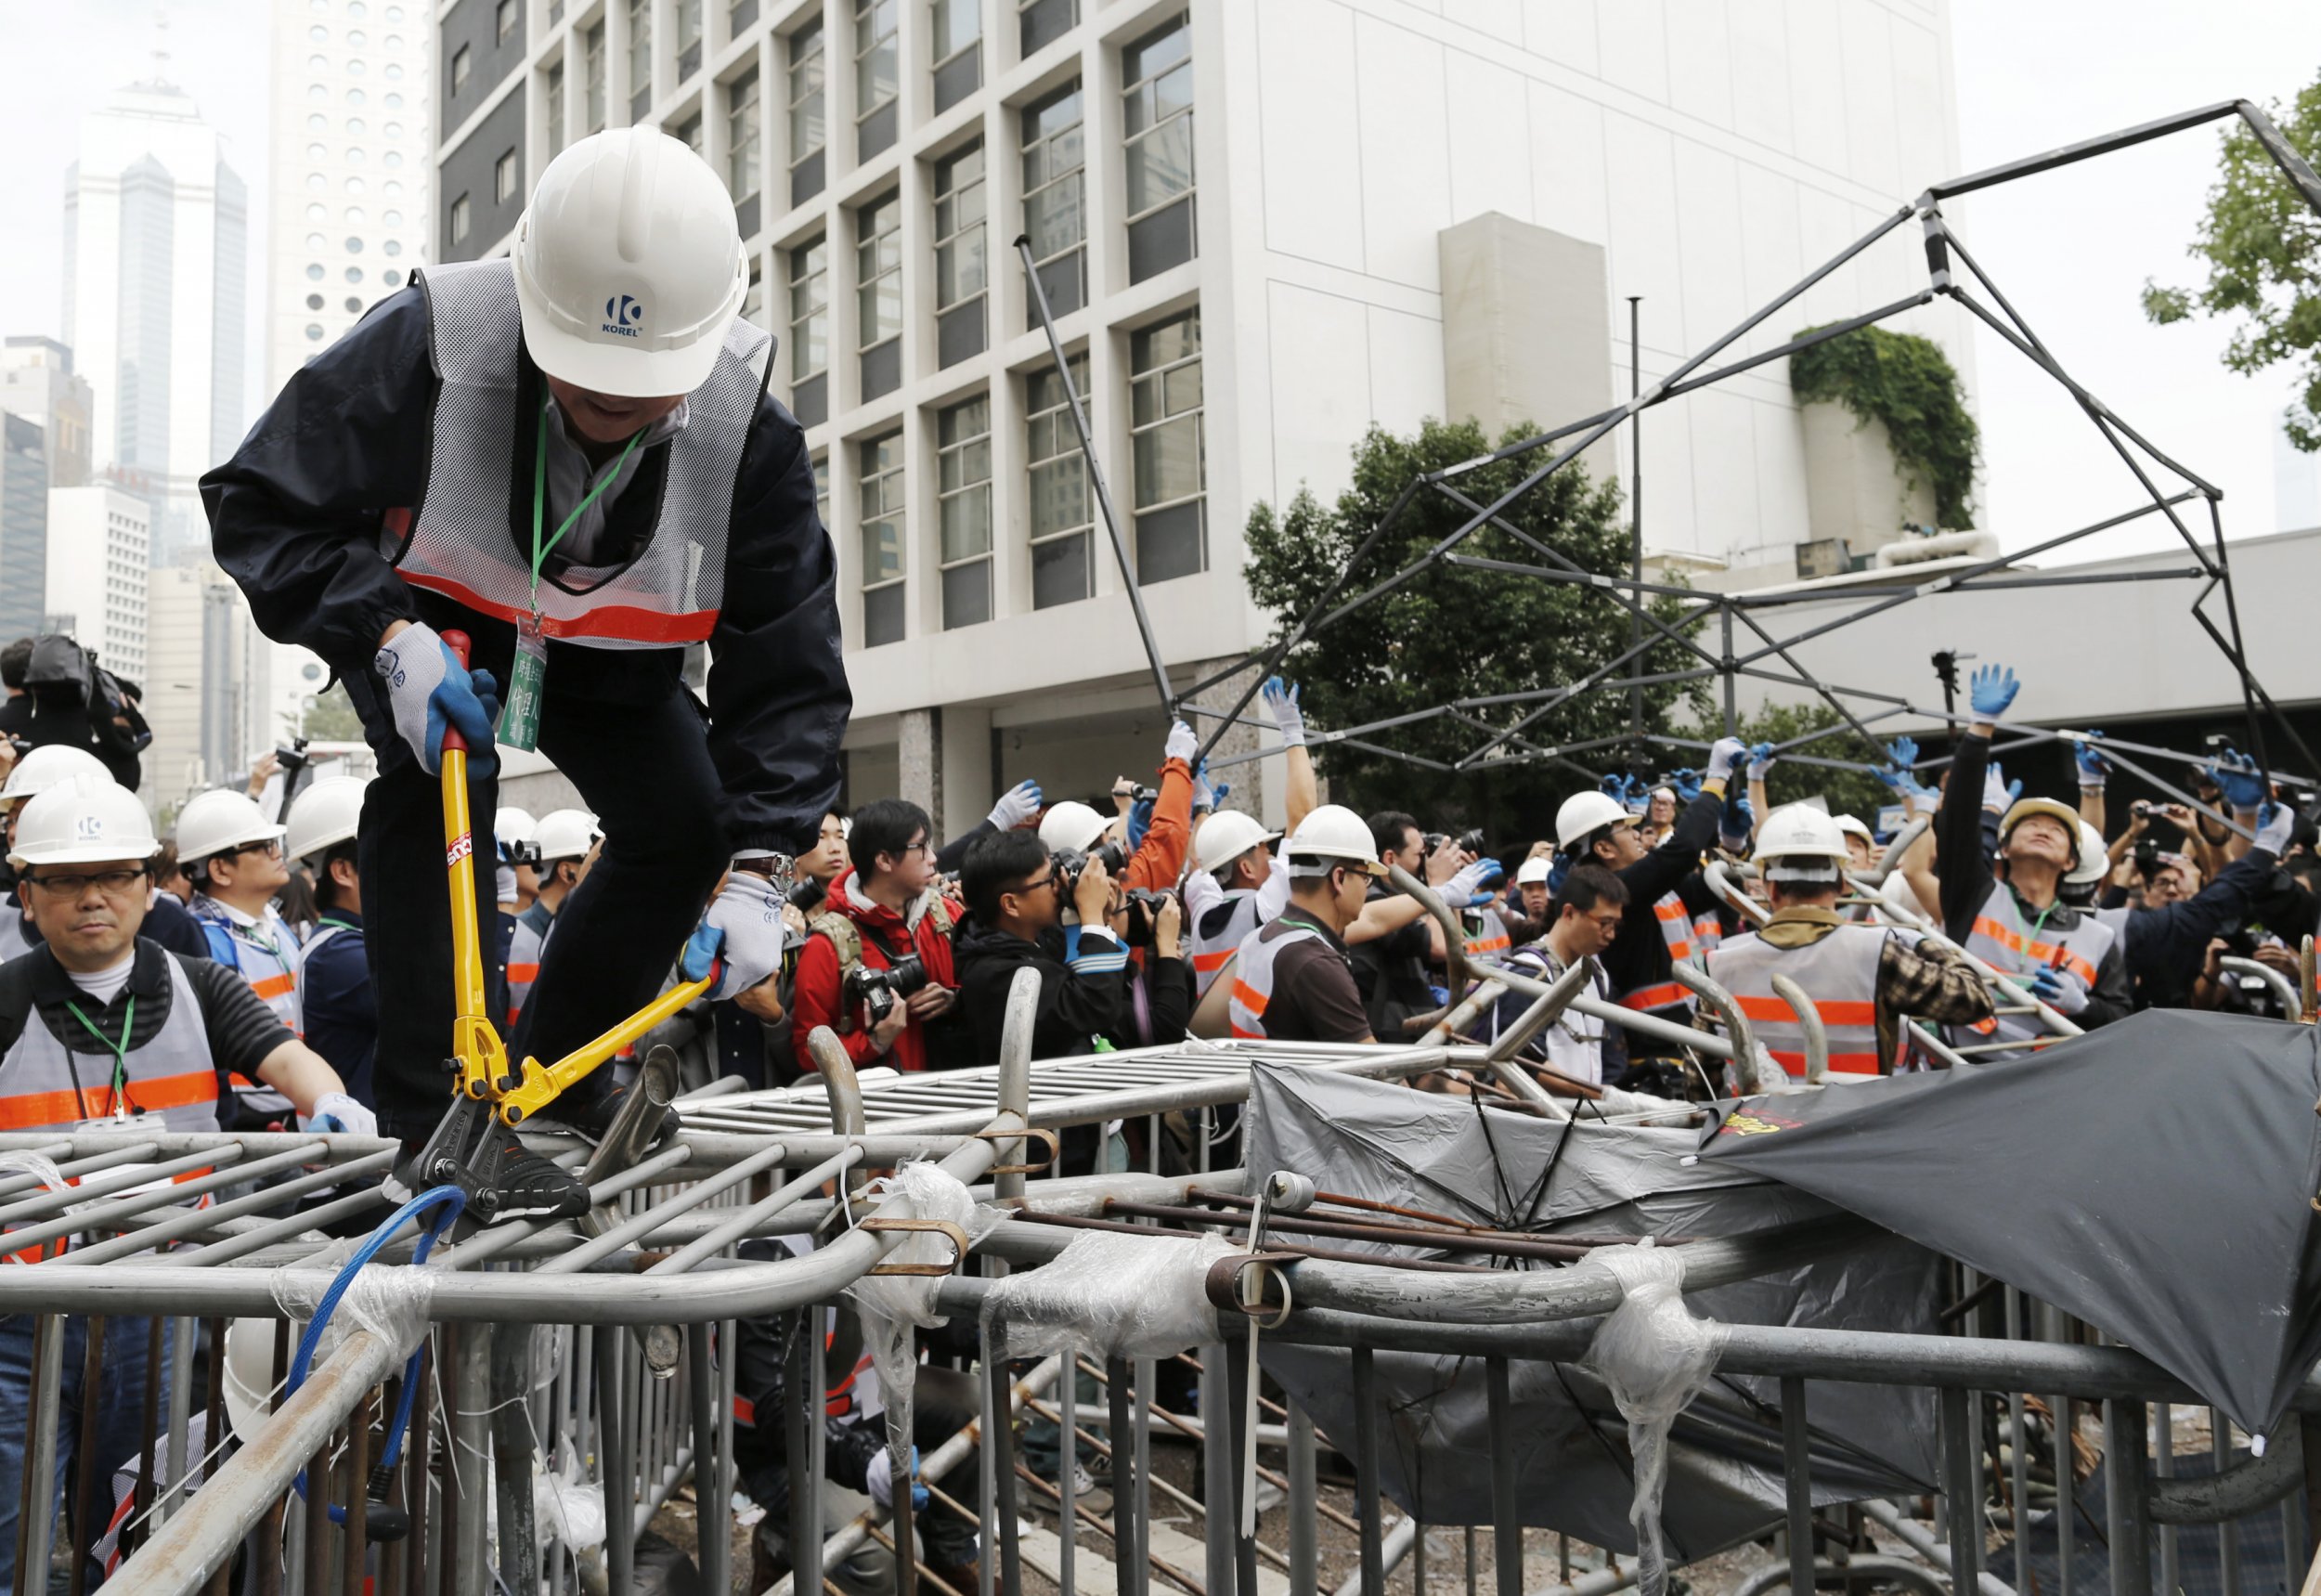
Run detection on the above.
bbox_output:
[788,869,961,1074]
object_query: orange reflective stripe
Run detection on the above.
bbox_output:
[1618,982,1689,1012]
[0,1068,220,1131]
[1190,950,1233,973]
[250,972,296,1000]
[1230,980,1268,1018]
[1463,935,1511,956]
[1229,1022,1264,1039]
[1972,915,2099,987]
[506,962,541,983]
[1653,900,1689,924]
[1735,993,1878,1026]
[733,1395,756,1425]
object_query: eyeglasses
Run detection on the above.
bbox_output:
[234,840,286,860]
[28,868,150,900]
[1017,871,1061,896]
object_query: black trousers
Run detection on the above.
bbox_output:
[347,621,730,1139]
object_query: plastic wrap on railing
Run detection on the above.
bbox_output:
[980,1230,1235,1365]
[843,1161,994,1464]
[270,1234,440,1367]
[1594,1083,1698,1123]
[1581,1241,1730,1596]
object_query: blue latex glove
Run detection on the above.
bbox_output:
[1968,663,2018,720]
[1874,764,1933,801]
[2208,746,2265,812]
[1720,795,1756,850]
[1886,735,1920,772]
[1599,772,1631,801]
[2074,732,2109,788]
[866,1447,930,1512]
[374,622,499,776]
[1744,742,1776,781]
[1261,677,1306,746]
[1669,769,1704,803]
[2027,963,2088,1016]
[1126,793,1156,851]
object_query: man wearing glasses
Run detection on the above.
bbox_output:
[789,798,963,1076]
[175,789,304,1035]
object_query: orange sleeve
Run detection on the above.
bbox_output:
[1126,756,1195,889]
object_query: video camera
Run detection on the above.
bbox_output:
[846,951,930,1026]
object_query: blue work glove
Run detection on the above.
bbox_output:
[683,872,786,1001]
[374,622,499,776]
[1262,677,1306,746]
[1981,763,2021,814]
[1705,736,1750,784]
[298,1091,378,1138]
[1968,663,2018,720]
[1472,859,1505,890]
[1720,796,1756,852]
[866,1447,930,1512]
[1874,763,1931,801]
[986,779,1044,831]
[1164,719,1199,765]
[1886,735,1920,772]
[1599,772,1629,801]
[1744,742,1776,782]
[2255,799,2295,855]
[2208,745,2266,812]
[2074,732,2109,790]
[1126,792,1156,851]
[1670,769,1704,803]
[2027,963,2089,1017]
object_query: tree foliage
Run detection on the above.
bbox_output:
[2142,74,2321,451]
[1789,324,1980,528]
[300,683,366,742]
[1242,419,1707,846]
[1684,702,1896,822]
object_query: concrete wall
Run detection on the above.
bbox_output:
[1439,213,1615,474]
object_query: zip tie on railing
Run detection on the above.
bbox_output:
[1580,1239,1730,1596]
[273,1183,466,1528]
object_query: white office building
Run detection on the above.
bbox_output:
[437,0,1966,833]
[44,487,152,685]
[63,77,248,564]
[265,0,436,396]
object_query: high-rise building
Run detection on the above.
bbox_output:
[45,487,152,685]
[265,0,435,399]
[0,339,95,490]
[145,562,273,813]
[63,77,247,564]
[0,418,48,642]
[440,0,1966,830]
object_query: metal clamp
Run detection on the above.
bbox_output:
[973,1126,1060,1176]
[1203,1252,1300,1329]
[860,1217,970,1277]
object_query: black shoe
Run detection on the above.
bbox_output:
[486,1139,593,1222]
[528,1081,682,1149]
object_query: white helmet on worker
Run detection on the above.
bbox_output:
[1037,800,1111,856]
[7,776,161,868]
[495,806,540,864]
[2066,821,2109,889]
[285,775,370,863]
[534,808,603,864]
[1998,798,2083,867]
[1752,805,1850,883]
[512,127,748,399]
[0,744,111,812]
[1555,791,1638,852]
[1832,814,1876,849]
[1282,805,1385,877]
[175,789,288,865]
[1193,810,1280,876]
[1514,855,1551,887]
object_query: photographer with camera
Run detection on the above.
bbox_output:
[0,635,150,791]
[788,798,965,1074]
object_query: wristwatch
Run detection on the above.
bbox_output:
[731,852,797,900]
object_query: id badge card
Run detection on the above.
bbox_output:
[499,614,549,751]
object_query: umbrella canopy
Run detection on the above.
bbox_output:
[1703,1008,2321,1437]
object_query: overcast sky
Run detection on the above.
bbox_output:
[0,1,2315,557]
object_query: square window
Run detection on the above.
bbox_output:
[449,191,472,244]
[449,43,471,94]
[1129,310,1205,582]
[494,148,518,201]
[496,0,516,43]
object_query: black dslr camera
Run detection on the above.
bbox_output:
[1119,888,1177,949]
[1052,840,1128,891]
[1423,827,1488,858]
[847,952,930,1026]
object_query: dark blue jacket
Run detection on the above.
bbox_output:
[303,911,376,1104]
[199,283,848,857]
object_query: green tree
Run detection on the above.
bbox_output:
[1242,419,1707,846]
[300,682,366,742]
[2141,75,2321,450]
[1686,703,1896,821]
[1789,324,1980,528]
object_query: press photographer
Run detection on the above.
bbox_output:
[787,798,965,1074]
[0,634,150,791]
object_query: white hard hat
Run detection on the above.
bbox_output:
[175,789,288,863]
[1193,810,1279,875]
[1038,800,1110,856]
[535,808,602,863]
[0,744,112,811]
[2000,798,2083,866]
[220,1317,279,1445]
[285,775,370,863]
[495,807,539,848]
[1514,855,1551,886]
[1555,791,1638,851]
[2066,821,2109,889]
[1832,813,1877,846]
[512,128,747,399]
[8,775,161,868]
[1751,805,1850,881]
[1282,804,1385,876]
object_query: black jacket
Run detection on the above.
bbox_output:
[953,921,1188,1061]
[1598,788,1724,1006]
[200,284,848,856]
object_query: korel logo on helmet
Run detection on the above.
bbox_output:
[602,293,644,339]
[75,815,106,840]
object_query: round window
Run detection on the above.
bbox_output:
[305,293,325,310]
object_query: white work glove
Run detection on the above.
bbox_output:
[1981,764,2021,815]
[2027,964,2089,1017]
[299,1091,378,1137]
[1441,860,1493,902]
[2254,799,2295,856]
[681,872,788,1001]
[1164,719,1198,765]
[1745,742,1776,782]
[373,621,499,776]
[1262,676,1307,747]
[1704,736,1749,784]
[986,779,1044,832]
[865,1447,928,1512]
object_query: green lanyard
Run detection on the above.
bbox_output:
[2005,890,2061,974]
[64,995,136,1121]
[529,405,645,617]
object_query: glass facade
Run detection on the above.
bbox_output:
[936,395,992,629]
[1129,310,1205,583]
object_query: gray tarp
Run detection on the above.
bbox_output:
[1244,1061,1944,1555]
[1703,1008,2321,1438]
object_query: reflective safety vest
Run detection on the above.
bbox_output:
[1189,889,1263,1000]
[1957,884,2116,1057]
[505,902,553,1025]
[192,898,304,1034]
[1462,905,1513,961]
[380,260,774,649]
[1706,922,1905,1080]
[1227,920,1325,1041]
[0,955,223,1135]
[0,908,32,964]
[1616,892,1702,1018]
